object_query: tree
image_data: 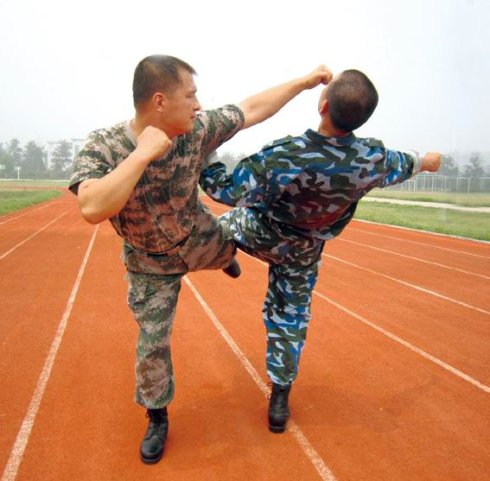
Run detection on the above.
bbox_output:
[21,141,47,179]
[439,154,459,176]
[440,154,456,176]
[463,152,486,178]
[6,138,23,167]
[50,140,73,179]
[0,143,16,178]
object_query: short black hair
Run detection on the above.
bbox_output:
[132,55,196,107]
[327,69,378,132]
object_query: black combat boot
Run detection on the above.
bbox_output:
[140,407,168,464]
[222,257,241,278]
[268,383,292,433]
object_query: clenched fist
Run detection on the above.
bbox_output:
[421,152,442,172]
[135,126,173,164]
[302,65,334,89]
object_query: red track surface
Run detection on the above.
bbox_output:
[1,191,489,481]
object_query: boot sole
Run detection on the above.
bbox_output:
[268,424,287,433]
[140,450,164,464]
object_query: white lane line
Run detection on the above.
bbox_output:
[349,225,490,259]
[184,276,337,481]
[313,290,490,394]
[0,202,59,226]
[1,225,99,481]
[324,254,490,316]
[0,210,71,260]
[247,255,489,393]
[338,238,490,280]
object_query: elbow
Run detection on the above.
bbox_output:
[80,205,107,225]
[242,111,271,130]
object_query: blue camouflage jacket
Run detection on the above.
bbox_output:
[200,128,421,240]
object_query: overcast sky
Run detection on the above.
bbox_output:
[0,0,489,157]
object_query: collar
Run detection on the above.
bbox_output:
[304,128,356,147]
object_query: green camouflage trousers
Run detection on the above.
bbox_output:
[125,208,236,409]
[219,207,324,386]
[127,271,182,408]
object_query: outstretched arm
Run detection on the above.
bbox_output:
[380,150,441,188]
[238,65,332,129]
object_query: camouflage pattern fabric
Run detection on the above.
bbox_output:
[264,259,320,385]
[69,105,244,408]
[205,129,421,385]
[219,210,323,385]
[70,104,244,258]
[201,129,420,241]
[127,271,182,408]
[123,204,235,275]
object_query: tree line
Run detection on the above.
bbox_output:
[1,139,489,181]
[0,138,74,180]
[439,152,490,178]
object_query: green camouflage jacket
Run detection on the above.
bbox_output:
[70,105,244,253]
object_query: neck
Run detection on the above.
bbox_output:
[130,113,148,138]
[317,118,351,138]
[131,112,176,139]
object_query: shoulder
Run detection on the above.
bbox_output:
[88,121,131,145]
[357,136,385,149]
[197,104,244,129]
[261,134,307,154]
[80,121,133,159]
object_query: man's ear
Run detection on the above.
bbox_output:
[319,98,329,115]
[152,92,167,112]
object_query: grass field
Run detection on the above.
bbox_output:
[0,180,66,215]
[0,190,63,215]
[356,201,489,241]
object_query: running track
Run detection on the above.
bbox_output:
[0,190,489,481]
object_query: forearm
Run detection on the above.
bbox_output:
[77,151,150,224]
[239,78,308,129]
[200,162,240,207]
[380,150,441,188]
[239,65,332,129]
[201,153,268,207]
[380,150,421,188]
[76,125,173,224]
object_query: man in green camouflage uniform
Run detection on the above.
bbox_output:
[200,69,441,433]
[69,54,332,463]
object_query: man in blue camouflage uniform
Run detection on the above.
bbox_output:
[69,54,332,463]
[201,69,441,433]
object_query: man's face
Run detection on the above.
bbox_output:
[160,69,201,137]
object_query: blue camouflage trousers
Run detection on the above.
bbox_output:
[219,207,324,386]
